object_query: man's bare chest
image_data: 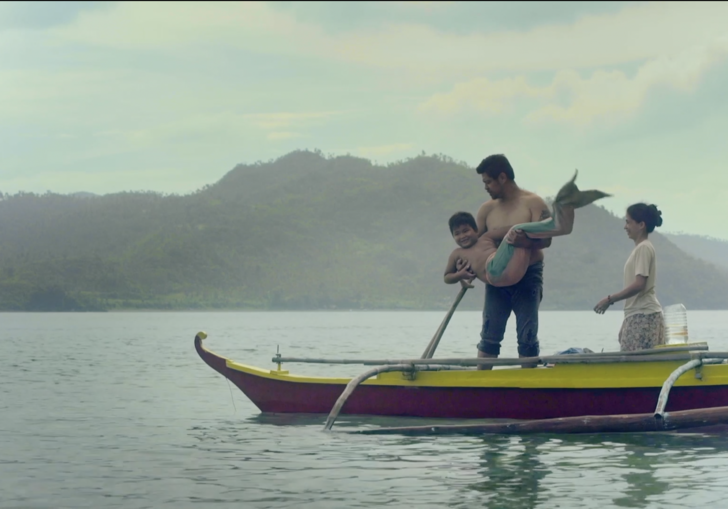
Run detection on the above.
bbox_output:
[485,204,532,229]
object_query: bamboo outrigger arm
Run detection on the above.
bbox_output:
[654,358,725,419]
[323,364,415,431]
[322,363,464,431]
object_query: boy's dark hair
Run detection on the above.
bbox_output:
[448,211,477,234]
[475,154,515,181]
[627,203,663,234]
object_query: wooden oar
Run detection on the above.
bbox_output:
[421,280,474,359]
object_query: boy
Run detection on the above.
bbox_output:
[443,211,508,287]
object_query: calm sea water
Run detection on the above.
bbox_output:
[3,309,728,509]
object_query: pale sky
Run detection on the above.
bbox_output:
[2,1,727,239]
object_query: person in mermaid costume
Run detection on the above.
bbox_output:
[444,169,610,289]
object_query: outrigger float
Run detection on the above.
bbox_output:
[194,330,728,435]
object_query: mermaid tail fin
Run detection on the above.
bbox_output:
[488,170,612,285]
[554,169,611,209]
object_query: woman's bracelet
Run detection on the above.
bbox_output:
[607,295,614,305]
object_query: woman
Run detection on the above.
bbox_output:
[594,203,665,351]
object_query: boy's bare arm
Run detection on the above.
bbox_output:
[444,250,475,284]
[443,250,460,284]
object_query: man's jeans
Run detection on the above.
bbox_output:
[477,261,544,358]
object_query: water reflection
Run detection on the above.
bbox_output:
[461,435,551,508]
[606,433,728,507]
[241,412,728,507]
[441,431,728,508]
[186,413,728,508]
[608,435,672,508]
[245,411,503,432]
[247,413,326,427]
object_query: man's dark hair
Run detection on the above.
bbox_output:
[475,154,515,181]
[448,211,477,234]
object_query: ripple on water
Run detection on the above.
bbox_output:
[3,311,728,508]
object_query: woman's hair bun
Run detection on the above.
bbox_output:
[627,202,663,232]
[649,204,663,228]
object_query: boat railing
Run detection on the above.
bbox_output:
[274,344,718,369]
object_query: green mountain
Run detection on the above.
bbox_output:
[663,233,728,274]
[1,150,726,311]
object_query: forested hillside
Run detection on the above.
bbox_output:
[1,150,726,311]
[664,233,728,273]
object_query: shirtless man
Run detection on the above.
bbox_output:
[444,169,606,287]
[472,154,552,368]
[445,158,610,369]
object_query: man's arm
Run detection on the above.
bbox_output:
[507,196,552,249]
[475,201,491,237]
[481,226,515,242]
[532,201,553,249]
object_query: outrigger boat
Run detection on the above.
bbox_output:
[195,171,728,434]
[194,330,728,435]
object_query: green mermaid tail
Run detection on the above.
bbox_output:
[553,170,611,209]
[486,170,610,281]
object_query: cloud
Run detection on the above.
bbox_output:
[244,111,349,142]
[0,60,347,146]
[420,35,728,127]
[79,111,327,154]
[244,111,346,131]
[270,1,634,38]
[1,1,728,242]
[51,2,320,54]
[420,76,547,116]
[0,1,112,30]
[50,2,728,74]
[267,131,303,141]
[390,1,453,10]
